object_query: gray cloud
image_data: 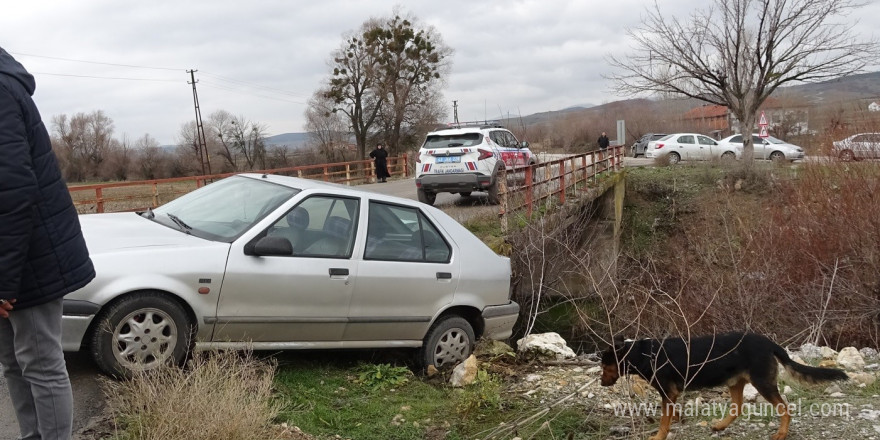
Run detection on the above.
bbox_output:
[2,0,877,145]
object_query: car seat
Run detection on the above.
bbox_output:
[269,206,309,252]
[302,216,352,257]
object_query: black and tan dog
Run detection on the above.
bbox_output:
[600,332,848,440]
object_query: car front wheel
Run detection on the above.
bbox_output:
[90,292,194,377]
[421,316,475,369]
[769,151,786,162]
[839,150,855,162]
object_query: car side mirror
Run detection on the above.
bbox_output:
[520,141,529,149]
[251,236,293,256]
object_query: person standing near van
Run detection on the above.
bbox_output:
[0,47,95,440]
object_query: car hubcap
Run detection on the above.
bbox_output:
[112,308,178,371]
[433,328,470,367]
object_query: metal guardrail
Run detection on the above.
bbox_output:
[68,154,409,213]
[498,146,624,228]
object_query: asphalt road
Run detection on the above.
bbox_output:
[0,153,644,439]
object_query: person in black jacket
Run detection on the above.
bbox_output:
[597,132,610,150]
[369,143,390,183]
[0,47,95,440]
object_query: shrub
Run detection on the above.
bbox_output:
[105,350,281,440]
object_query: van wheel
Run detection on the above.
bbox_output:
[90,292,194,377]
[420,316,475,369]
[417,188,436,206]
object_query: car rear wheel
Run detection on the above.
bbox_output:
[839,149,855,162]
[720,151,736,163]
[486,179,500,205]
[417,188,436,206]
[420,316,475,369]
[90,292,194,377]
[667,152,681,165]
[769,151,786,162]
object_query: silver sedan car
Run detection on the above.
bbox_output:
[63,174,519,376]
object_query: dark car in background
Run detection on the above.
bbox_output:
[632,133,667,157]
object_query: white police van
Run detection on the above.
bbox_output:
[415,122,537,206]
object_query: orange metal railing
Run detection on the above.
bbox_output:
[68,154,409,214]
[498,146,623,223]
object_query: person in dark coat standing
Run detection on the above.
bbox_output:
[0,47,95,440]
[369,143,390,183]
[597,132,610,151]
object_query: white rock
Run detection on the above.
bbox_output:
[820,346,838,360]
[825,384,843,395]
[516,332,576,360]
[851,372,876,386]
[743,384,759,402]
[861,348,879,361]
[450,355,479,387]
[830,392,846,398]
[838,347,866,371]
[783,385,793,395]
[800,343,822,360]
[525,374,543,382]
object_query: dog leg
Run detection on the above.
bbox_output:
[753,383,790,440]
[712,378,747,431]
[649,391,679,440]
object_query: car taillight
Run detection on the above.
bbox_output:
[477,149,493,160]
[655,143,664,149]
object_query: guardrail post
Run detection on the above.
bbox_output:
[499,167,509,235]
[559,161,566,205]
[95,188,104,213]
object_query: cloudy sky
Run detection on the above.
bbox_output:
[3,0,878,145]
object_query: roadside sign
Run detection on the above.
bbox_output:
[758,111,769,138]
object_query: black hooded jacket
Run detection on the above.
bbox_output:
[0,48,95,309]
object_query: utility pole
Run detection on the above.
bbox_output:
[452,100,459,125]
[187,69,212,176]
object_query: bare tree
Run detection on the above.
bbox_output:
[51,110,115,181]
[135,134,165,180]
[325,21,384,160]
[305,87,352,163]
[608,0,879,161]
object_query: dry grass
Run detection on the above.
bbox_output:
[104,350,282,440]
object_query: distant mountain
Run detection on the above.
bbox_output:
[783,71,880,102]
[265,132,310,148]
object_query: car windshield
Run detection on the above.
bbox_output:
[422,133,482,149]
[149,176,299,242]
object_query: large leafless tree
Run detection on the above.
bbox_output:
[608,0,879,161]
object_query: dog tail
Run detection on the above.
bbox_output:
[772,344,849,384]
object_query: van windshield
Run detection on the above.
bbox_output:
[423,133,482,149]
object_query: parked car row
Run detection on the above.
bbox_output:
[639,132,805,163]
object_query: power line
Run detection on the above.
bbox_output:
[31,72,181,82]
[199,80,306,104]
[200,71,308,98]
[10,51,182,71]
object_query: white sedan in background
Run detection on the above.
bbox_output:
[645,133,740,164]
[718,134,805,161]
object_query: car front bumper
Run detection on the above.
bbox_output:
[481,301,520,340]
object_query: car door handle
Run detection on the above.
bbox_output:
[329,268,349,276]
[436,272,452,280]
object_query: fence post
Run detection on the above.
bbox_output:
[403,153,409,177]
[323,166,329,181]
[345,164,351,183]
[152,182,159,208]
[559,160,566,205]
[499,167,509,235]
[95,187,104,213]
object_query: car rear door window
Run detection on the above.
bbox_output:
[365,202,451,263]
[677,135,695,144]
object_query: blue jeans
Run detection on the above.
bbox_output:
[0,298,72,440]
